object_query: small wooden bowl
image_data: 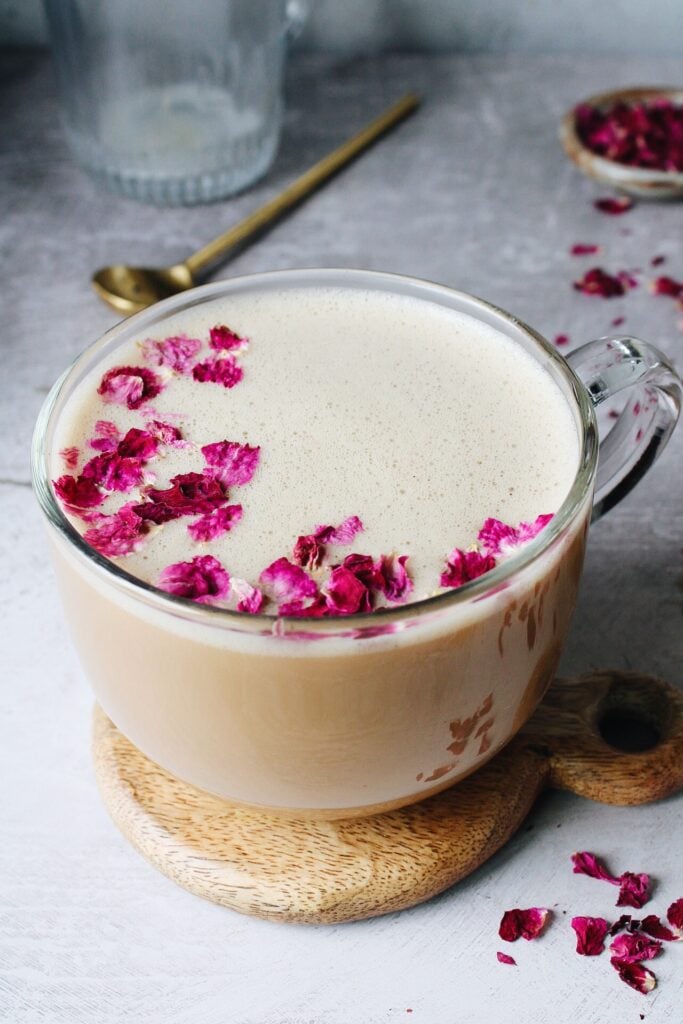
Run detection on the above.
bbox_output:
[560,85,683,199]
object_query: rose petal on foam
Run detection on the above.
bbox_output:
[611,959,656,995]
[294,517,365,569]
[377,553,413,603]
[187,503,243,542]
[279,594,329,618]
[478,515,553,559]
[342,553,385,591]
[146,419,188,448]
[158,555,230,604]
[81,451,145,492]
[667,898,683,932]
[499,908,551,942]
[192,354,244,388]
[117,428,159,460]
[209,324,248,351]
[54,474,105,510]
[496,952,517,966]
[89,420,121,451]
[59,446,80,470]
[98,366,163,409]
[440,548,496,589]
[323,565,373,615]
[617,872,651,909]
[259,557,319,606]
[231,578,264,614]
[610,931,662,964]
[83,503,149,557]
[571,916,610,956]
[314,515,365,546]
[293,534,325,570]
[201,441,260,487]
[134,472,226,524]
[142,334,202,373]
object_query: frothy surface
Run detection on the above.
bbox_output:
[53,286,580,605]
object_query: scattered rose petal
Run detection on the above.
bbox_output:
[554,334,570,347]
[201,441,260,487]
[571,851,620,884]
[89,420,121,452]
[496,952,516,966]
[667,898,683,931]
[610,914,637,936]
[440,548,496,589]
[570,243,601,256]
[610,932,662,964]
[231,578,264,614]
[259,557,319,607]
[577,99,683,173]
[377,553,413,603]
[611,316,625,327]
[192,355,243,388]
[594,196,634,215]
[209,324,248,351]
[98,365,163,408]
[142,334,202,373]
[571,916,610,956]
[611,959,656,995]
[499,908,550,942]
[323,565,373,615]
[146,419,188,447]
[158,554,230,604]
[293,533,325,570]
[639,915,680,942]
[118,428,159,460]
[574,267,626,298]
[315,516,364,546]
[134,472,226,524]
[478,515,553,559]
[188,503,243,542]
[81,451,145,492]
[54,474,105,509]
[59,446,79,469]
[651,255,667,267]
[617,270,640,291]
[83,503,149,557]
[651,275,683,298]
[617,872,651,909]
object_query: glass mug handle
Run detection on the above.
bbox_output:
[567,337,682,520]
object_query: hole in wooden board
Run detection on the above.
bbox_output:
[598,708,662,753]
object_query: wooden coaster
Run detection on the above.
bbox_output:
[92,671,683,924]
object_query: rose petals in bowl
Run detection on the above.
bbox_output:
[560,86,683,199]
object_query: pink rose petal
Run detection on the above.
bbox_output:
[323,565,373,615]
[231,578,264,614]
[314,516,364,546]
[117,428,159,460]
[134,472,226,524]
[554,334,570,347]
[54,474,105,510]
[611,960,656,995]
[146,419,188,448]
[574,267,626,298]
[651,274,683,298]
[158,554,230,604]
[187,503,243,542]
[142,334,202,373]
[342,553,385,591]
[89,420,121,452]
[610,932,662,964]
[201,441,260,487]
[98,366,163,409]
[479,515,553,559]
[617,872,651,909]
[570,243,601,256]
[440,548,496,588]
[639,915,679,942]
[83,503,149,557]
[259,557,319,606]
[209,324,248,351]
[499,907,550,942]
[293,534,325,570]
[81,451,145,492]
[571,851,620,884]
[571,916,610,956]
[377,553,413,603]
[667,898,683,931]
[594,196,634,215]
[59,446,79,469]
[192,355,243,389]
[496,952,516,965]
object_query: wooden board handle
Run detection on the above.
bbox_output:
[522,671,683,805]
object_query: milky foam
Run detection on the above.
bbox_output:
[52,286,580,604]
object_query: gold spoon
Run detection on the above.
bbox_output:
[92,93,420,315]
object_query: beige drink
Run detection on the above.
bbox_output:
[39,271,590,816]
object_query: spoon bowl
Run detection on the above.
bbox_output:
[92,263,195,316]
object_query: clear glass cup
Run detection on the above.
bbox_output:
[31,270,681,817]
[42,0,306,205]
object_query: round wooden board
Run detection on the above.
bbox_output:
[92,672,683,924]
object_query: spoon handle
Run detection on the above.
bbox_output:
[184,92,420,277]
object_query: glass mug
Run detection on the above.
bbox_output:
[31,270,681,817]
[42,0,307,205]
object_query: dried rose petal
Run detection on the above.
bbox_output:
[89,420,121,451]
[651,255,667,266]
[611,959,656,995]
[259,557,319,606]
[146,419,187,448]
[617,872,651,909]
[594,196,634,215]
[610,914,637,936]
[570,243,601,255]
[554,334,570,347]
[187,503,243,542]
[54,474,105,509]
[440,548,496,589]
[610,931,662,964]
[81,451,145,492]
[158,555,230,604]
[231,578,264,614]
[611,316,625,327]
[315,516,364,546]
[279,594,329,618]
[651,274,683,298]
[293,534,325,570]
[201,441,260,487]
[59,446,79,469]
[83,503,149,557]
[142,334,202,373]
[98,366,163,409]
[499,907,550,942]
[639,915,680,942]
[377,553,413,603]
[478,515,553,559]
[117,428,159,460]
[571,850,620,883]
[571,916,610,956]
[323,565,373,615]
[209,324,248,351]
[192,355,243,389]
[574,267,626,298]
[667,897,683,931]
[577,98,683,173]
[134,472,226,523]
[496,952,516,965]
